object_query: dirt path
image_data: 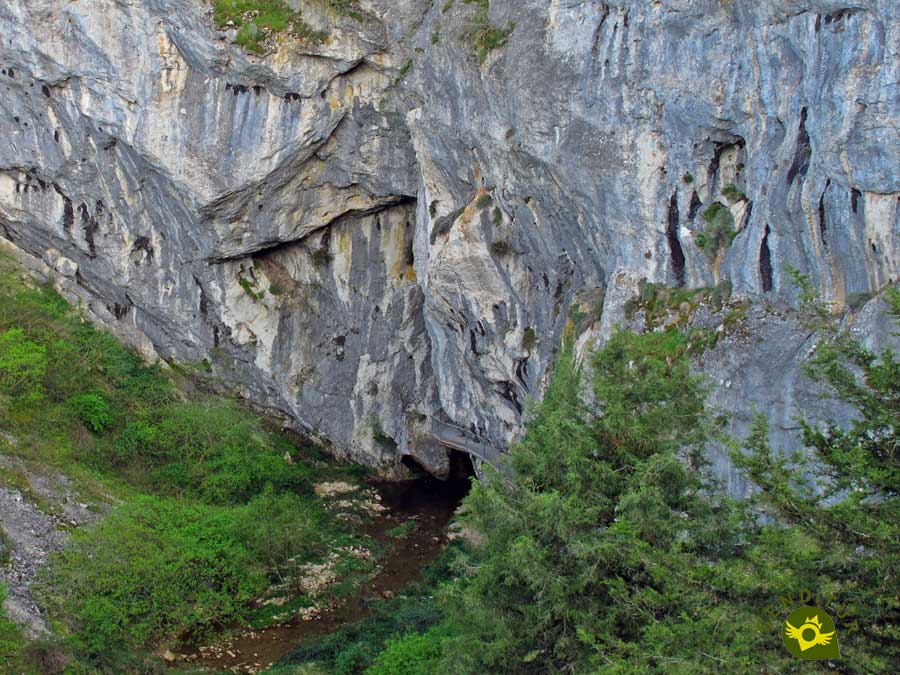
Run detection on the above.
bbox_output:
[182,477,469,673]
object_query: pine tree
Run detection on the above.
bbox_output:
[441,329,764,674]
[734,288,900,673]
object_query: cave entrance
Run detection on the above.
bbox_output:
[447,449,477,481]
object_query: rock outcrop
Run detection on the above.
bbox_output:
[1,0,897,475]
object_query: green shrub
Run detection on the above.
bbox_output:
[522,327,536,352]
[462,0,514,64]
[233,490,328,576]
[67,393,113,432]
[385,519,417,539]
[396,57,413,82]
[364,623,451,675]
[311,248,332,267]
[721,183,747,203]
[475,193,493,209]
[696,202,737,261]
[0,328,47,402]
[127,400,311,504]
[0,584,32,673]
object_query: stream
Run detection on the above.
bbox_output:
[183,475,471,673]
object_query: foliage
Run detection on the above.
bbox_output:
[784,264,832,329]
[695,202,736,261]
[0,328,47,403]
[37,496,263,653]
[396,57,414,82]
[489,240,512,257]
[212,0,325,53]
[462,0,514,65]
[364,622,455,675]
[436,331,784,673]
[67,393,112,432]
[385,519,417,539]
[38,491,329,659]
[0,255,352,664]
[731,286,900,673]
[277,547,460,674]
[721,183,747,203]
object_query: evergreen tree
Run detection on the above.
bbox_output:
[734,288,900,673]
[441,329,767,674]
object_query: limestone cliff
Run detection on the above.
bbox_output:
[1,0,897,476]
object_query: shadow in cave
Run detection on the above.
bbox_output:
[387,450,475,514]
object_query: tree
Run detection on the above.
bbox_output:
[440,329,764,674]
[733,288,900,673]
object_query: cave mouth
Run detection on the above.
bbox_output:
[385,450,475,513]
[447,449,477,481]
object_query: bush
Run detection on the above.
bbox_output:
[279,546,461,673]
[213,0,326,52]
[721,183,747,203]
[100,400,311,504]
[37,496,265,655]
[696,202,736,261]
[365,624,452,675]
[67,393,113,432]
[0,328,47,403]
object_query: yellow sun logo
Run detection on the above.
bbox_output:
[782,606,840,660]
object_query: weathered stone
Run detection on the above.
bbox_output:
[0,0,896,476]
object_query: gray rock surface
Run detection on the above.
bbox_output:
[0,0,897,473]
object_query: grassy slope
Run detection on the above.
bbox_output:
[0,255,371,672]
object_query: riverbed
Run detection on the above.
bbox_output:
[183,476,470,673]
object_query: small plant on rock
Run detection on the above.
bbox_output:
[695,202,737,262]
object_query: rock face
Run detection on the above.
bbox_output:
[0,0,897,475]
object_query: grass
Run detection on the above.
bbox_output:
[721,183,747,203]
[270,544,463,674]
[396,57,413,83]
[522,327,536,352]
[212,1,326,53]
[462,0,514,64]
[385,519,417,539]
[0,585,36,675]
[240,275,266,300]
